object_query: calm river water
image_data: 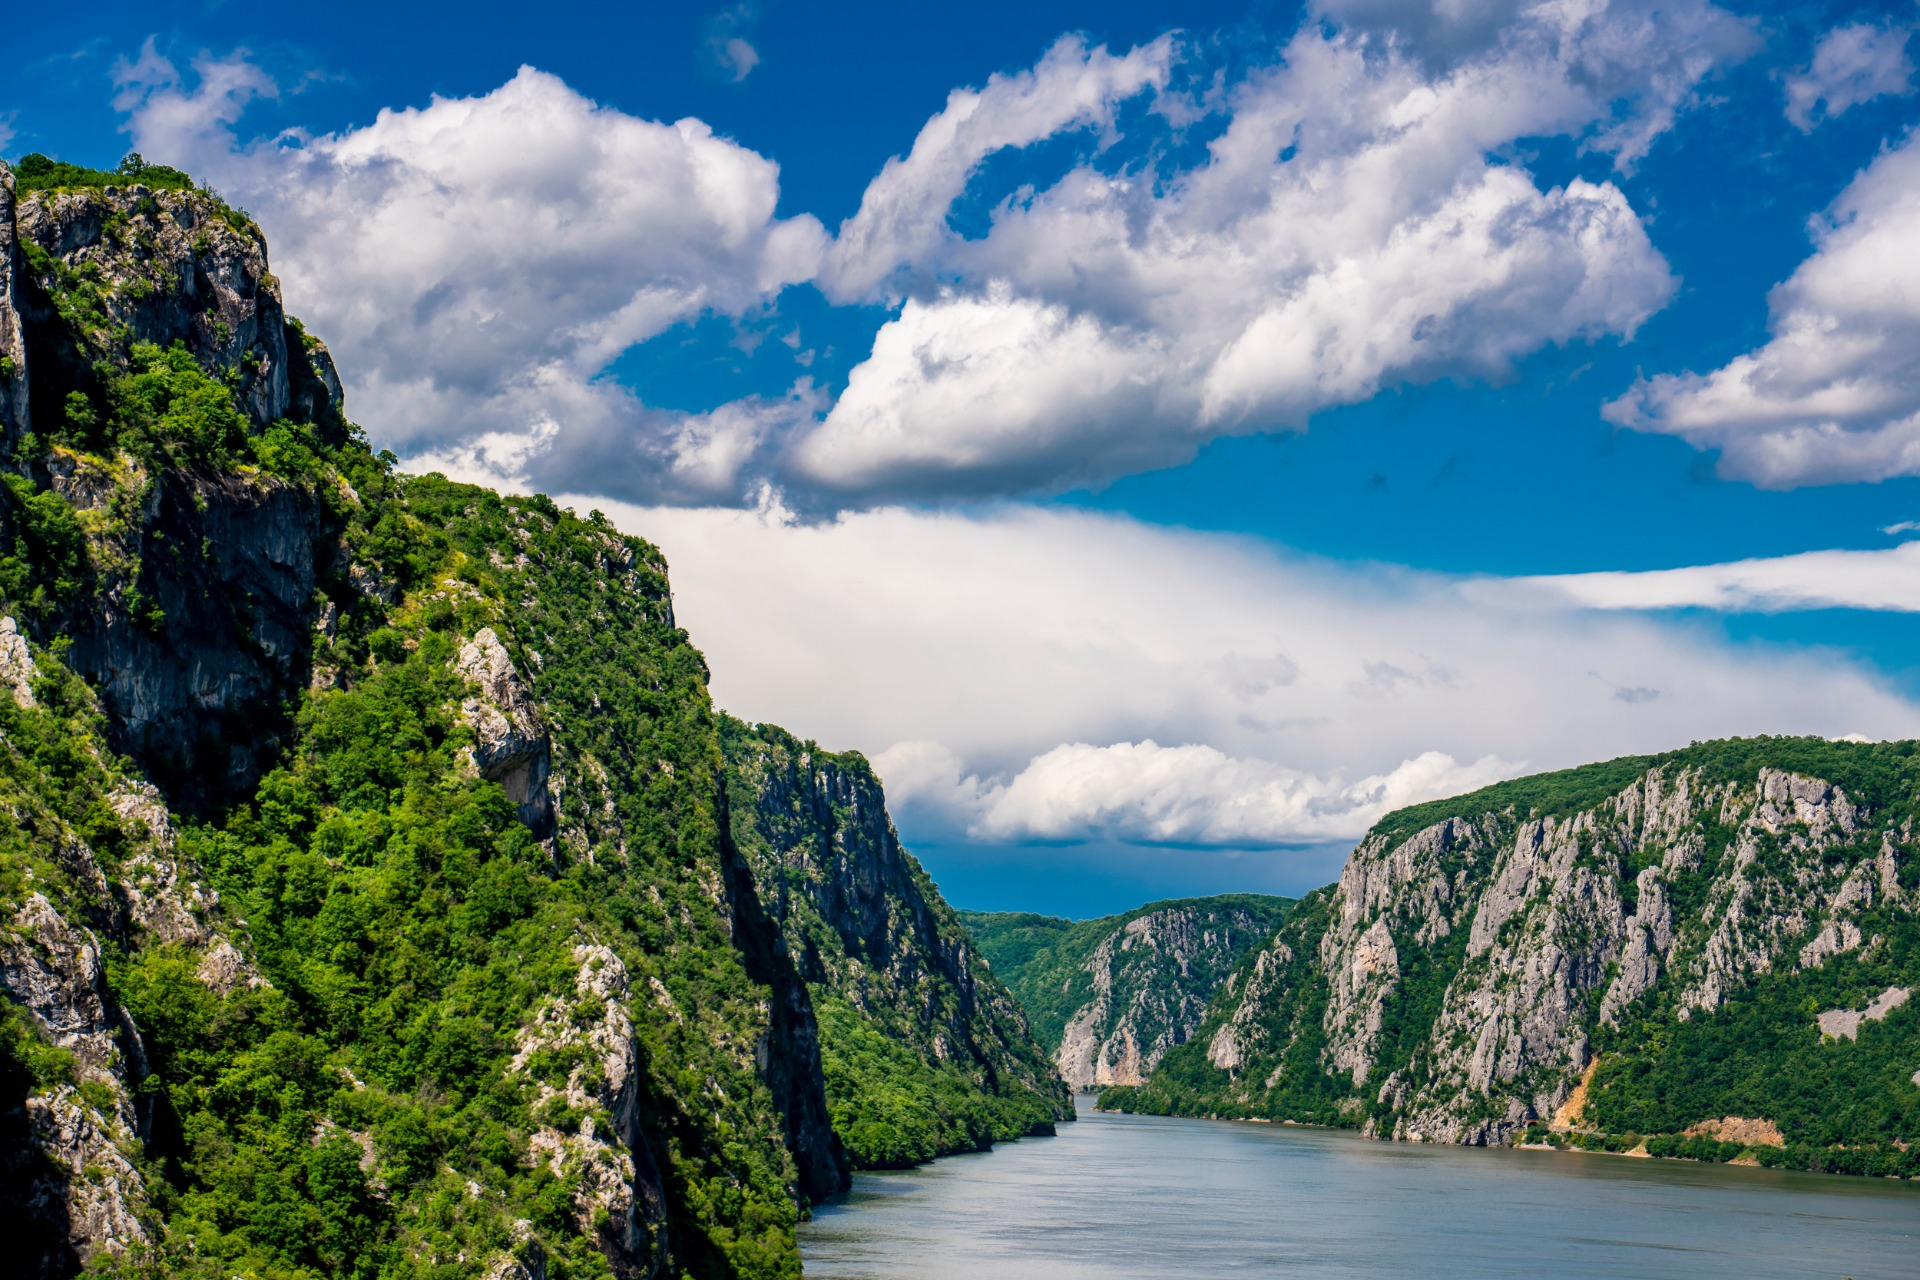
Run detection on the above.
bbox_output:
[800,1099,1920,1278]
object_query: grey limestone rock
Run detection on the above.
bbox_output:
[455,627,557,837]
[0,174,350,806]
[510,945,667,1279]
[0,894,152,1265]
[0,616,40,706]
[1180,758,1918,1150]
[1817,987,1910,1041]
[13,185,293,428]
[1056,903,1277,1088]
[0,168,27,452]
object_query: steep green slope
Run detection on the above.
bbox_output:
[0,159,870,1279]
[1103,739,1920,1178]
[960,896,1292,1088]
[720,718,1070,1169]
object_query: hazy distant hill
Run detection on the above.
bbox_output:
[961,895,1293,1089]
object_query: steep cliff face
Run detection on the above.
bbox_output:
[0,170,27,450]
[0,155,887,1279]
[4,173,349,806]
[0,615,262,1274]
[961,896,1292,1089]
[1106,740,1920,1176]
[721,717,1070,1168]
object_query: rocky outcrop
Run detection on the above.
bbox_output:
[0,167,27,453]
[962,896,1293,1091]
[0,893,152,1269]
[2,174,350,807]
[1817,987,1909,1041]
[1686,1116,1784,1147]
[0,613,273,1273]
[0,615,39,705]
[14,185,296,431]
[1053,902,1285,1088]
[1118,744,1920,1157]
[511,945,668,1279]
[455,627,556,837]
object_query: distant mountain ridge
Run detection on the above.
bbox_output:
[961,895,1293,1089]
[1103,738,1920,1179]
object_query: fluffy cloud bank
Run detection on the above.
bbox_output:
[790,0,1754,500]
[572,501,1919,847]
[111,0,1751,507]
[1606,129,1920,487]
[874,740,1514,846]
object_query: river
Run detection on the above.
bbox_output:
[800,1099,1920,1278]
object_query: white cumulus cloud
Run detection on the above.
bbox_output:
[114,50,826,504]
[877,739,1516,846]
[106,0,1749,511]
[1605,131,1920,487]
[819,34,1175,301]
[788,0,1750,502]
[1784,21,1915,131]
[573,500,1920,847]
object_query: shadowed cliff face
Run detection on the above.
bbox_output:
[721,716,1072,1169]
[0,174,27,451]
[14,185,312,436]
[4,176,350,808]
[0,156,866,1279]
[1109,743,1920,1173]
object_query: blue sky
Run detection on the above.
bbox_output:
[9,0,1920,915]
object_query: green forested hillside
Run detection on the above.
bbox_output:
[1102,740,1920,1178]
[721,719,1069,1171]
[0,159,1061,1280]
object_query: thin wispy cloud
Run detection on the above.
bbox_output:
[703,4,761,83]
[1784,20,1914,131]
[1486,541,1920,613]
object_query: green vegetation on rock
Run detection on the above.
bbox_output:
[0,161,1071,1280]
[1103,739,1920,1179]
[12,153,198,196]
[721,718,1069,1170]
[959,895,1293,1066]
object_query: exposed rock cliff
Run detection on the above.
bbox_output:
[0,617,258,1273]
[962,896,1292,1089]
[721,717,1070,1168]
[0,169,27,451]
[5,173,349,806]
[454,627,556,838]
[0,154,995,1279]
[1105,741,1920,1176]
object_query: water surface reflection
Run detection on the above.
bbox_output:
[801,1099,1920,1278]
